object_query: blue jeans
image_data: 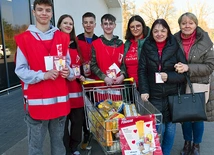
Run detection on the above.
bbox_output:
[161,122,176,155]
[24,114,66,155]
[182,121,204,144]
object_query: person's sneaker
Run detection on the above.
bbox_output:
[80,133,90,149]
[72,151,81,155]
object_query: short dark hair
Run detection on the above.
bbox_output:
[149,18,171,40]
[33,0,53,10]
[125,15,148,40]
[82,12,96,22]
[101,14,116,23]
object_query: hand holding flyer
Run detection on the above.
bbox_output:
[54,56,65,71]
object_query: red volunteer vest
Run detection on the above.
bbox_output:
[92,38,124,79]
[77,38,96,80]
[15,30,70,120]
[68,48,84,108]
[92,38,124,101]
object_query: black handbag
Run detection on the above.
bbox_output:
[168,75,207,123]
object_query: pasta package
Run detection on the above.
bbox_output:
[112,101,125,113]
[98,100,116,114]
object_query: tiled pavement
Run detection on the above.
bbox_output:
[1,88,214,155]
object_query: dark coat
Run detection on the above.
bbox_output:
[138,34,187,122]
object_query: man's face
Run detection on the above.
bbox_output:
[82,17,96,34]
[33,4,52,26]
[101,19,116,35]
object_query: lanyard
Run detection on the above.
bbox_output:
[84,37,92,61]
[36,33,53,56]
[101,40,116,64]
[158,50,162,71]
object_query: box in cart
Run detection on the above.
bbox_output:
[118,115,163,155]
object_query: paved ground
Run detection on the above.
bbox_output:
[1,88,214,155]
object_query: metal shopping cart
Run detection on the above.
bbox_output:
[82,78,162,155]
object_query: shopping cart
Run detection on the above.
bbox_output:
[82,78,162,155]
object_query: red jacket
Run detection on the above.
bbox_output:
[15,30,70,120]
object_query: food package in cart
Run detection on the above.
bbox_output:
[97,99,117,114]
[107,112,125,134]
[88,110,106,145]
[118,115,162,155]
[123,104,138,117]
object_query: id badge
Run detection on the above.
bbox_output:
[72,64,81,78]
[106,69,116,78]
[109,63,121,74]
[44,56,53,71]
[155,72,164,83]
[83,61,91,76]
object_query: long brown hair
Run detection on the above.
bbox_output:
[125,15,148,40]
[57,14,83,62]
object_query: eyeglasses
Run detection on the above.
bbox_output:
[102,22,115,27]
[129,24,142,30]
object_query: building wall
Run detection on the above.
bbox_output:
[53,0,123,39]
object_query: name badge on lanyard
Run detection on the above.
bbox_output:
[44,56,53,71]
[155,72,164,83]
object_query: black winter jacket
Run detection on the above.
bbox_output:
[138,34,187,122]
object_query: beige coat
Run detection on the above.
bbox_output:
[206,71,214,121]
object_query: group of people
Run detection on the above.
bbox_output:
[14,0,214,155]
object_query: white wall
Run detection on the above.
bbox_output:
[108,8,123,39]
[53,0,122,39]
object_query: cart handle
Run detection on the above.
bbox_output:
[82,77,134,85]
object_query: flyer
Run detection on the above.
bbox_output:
[53,56,65,71]
[118,115,162,155]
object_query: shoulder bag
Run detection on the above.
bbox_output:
[168,75,207,123]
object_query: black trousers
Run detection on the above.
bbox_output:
[64,107,84,153]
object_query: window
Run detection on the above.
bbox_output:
[0,0,31,90]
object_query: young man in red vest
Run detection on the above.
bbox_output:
[77,12,98,79]
[77,12,98,149]
[90,14,125,85]
[14,0,74,154]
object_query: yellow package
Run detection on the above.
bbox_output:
[98,100,116,114]
[105,121,113,146]
[112,101,123,109]
[99,109,109,118]
[107,112,125,133]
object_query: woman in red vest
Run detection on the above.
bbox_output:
[57,14,85,155]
